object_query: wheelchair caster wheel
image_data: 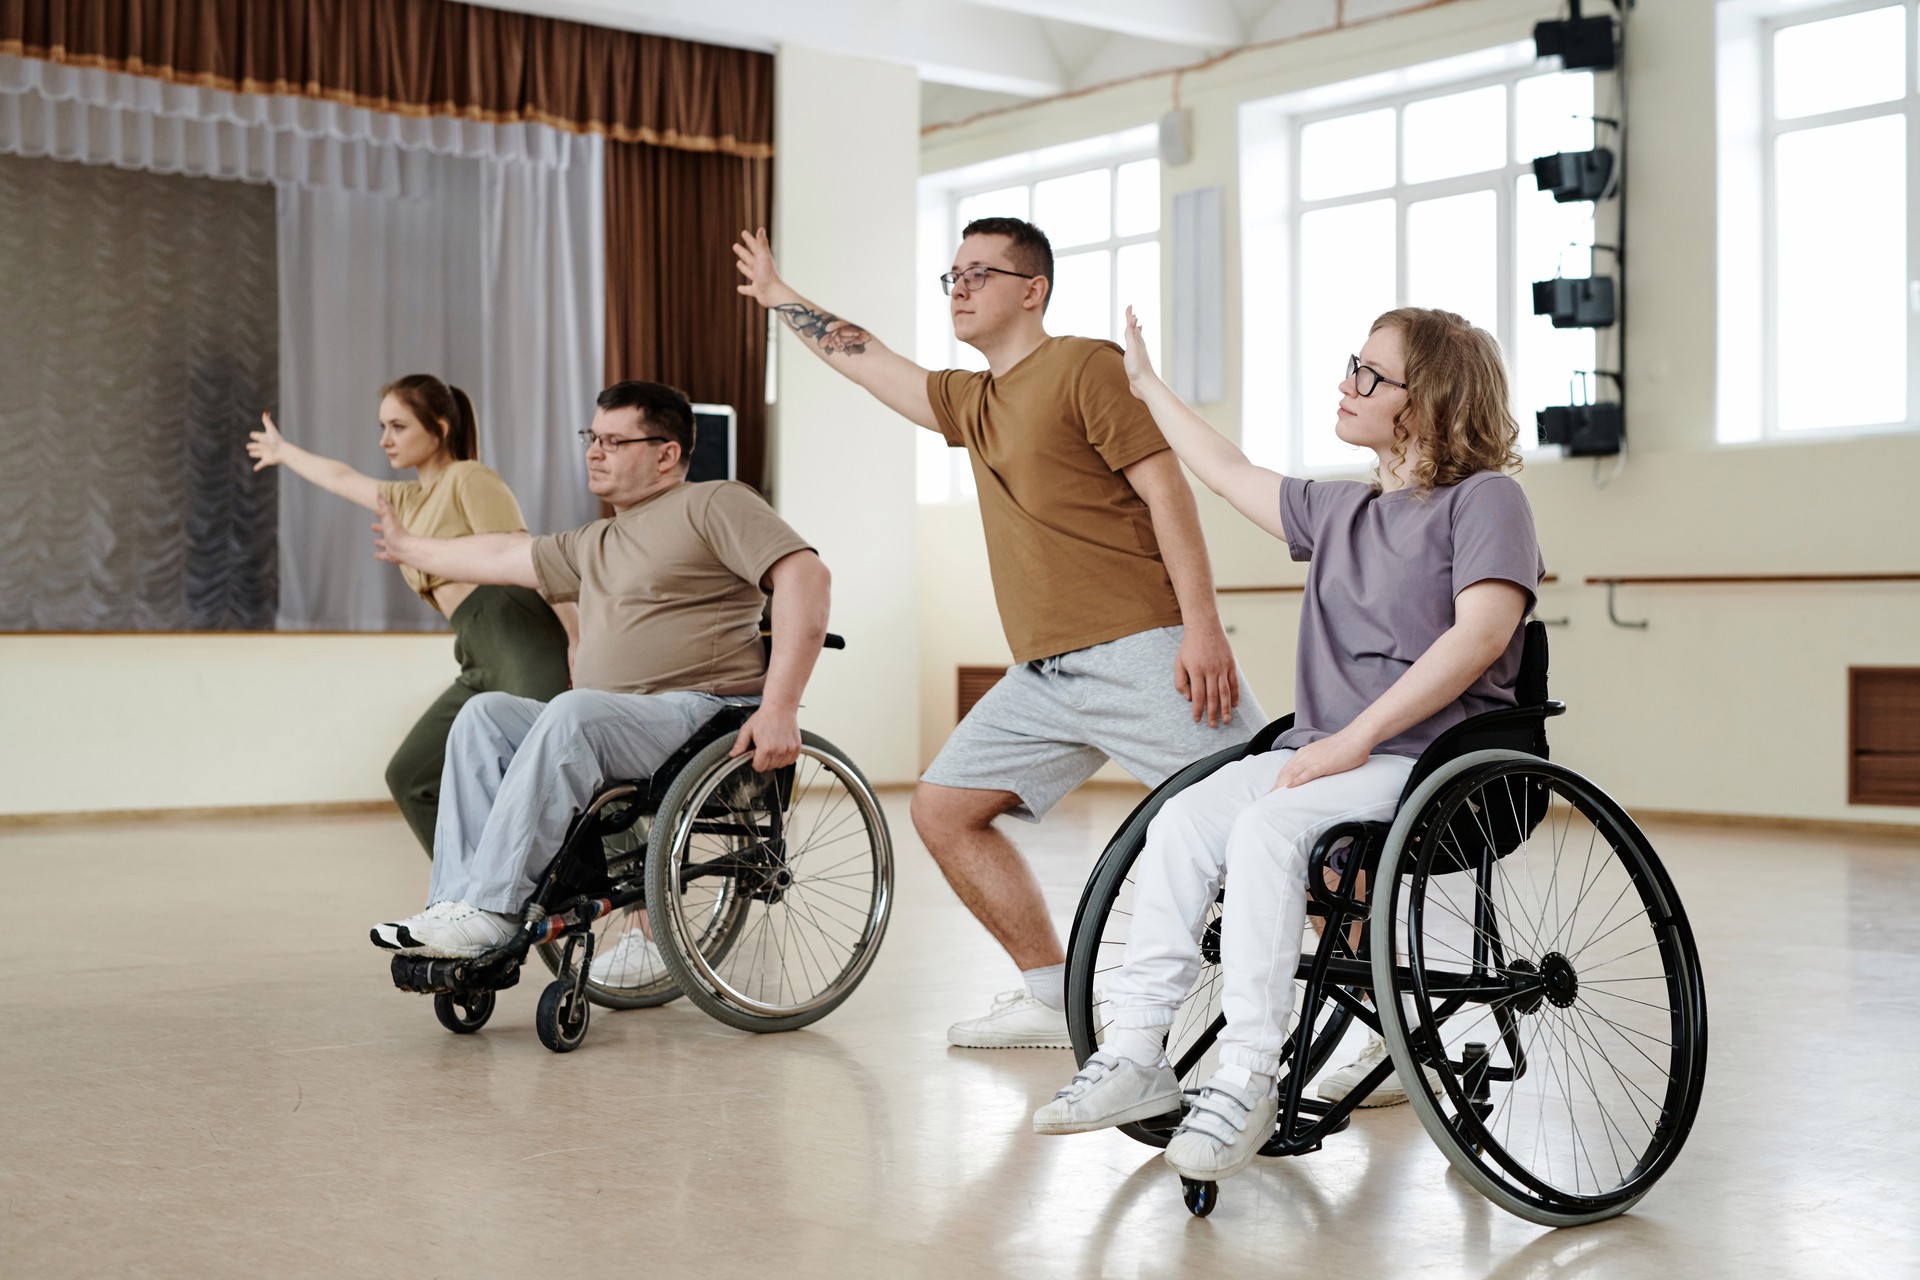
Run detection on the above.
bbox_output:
[535,979,590,1053]
[433,990,495,1034]
[1181,1179,1218,1218]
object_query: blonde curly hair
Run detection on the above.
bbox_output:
[1370,307,1521,493]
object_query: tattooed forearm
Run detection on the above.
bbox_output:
[772,303,871,356]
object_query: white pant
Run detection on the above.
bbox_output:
[1104,748,1416,1077]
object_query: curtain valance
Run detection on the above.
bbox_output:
[0,0,772,157]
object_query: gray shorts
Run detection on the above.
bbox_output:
[922,625,1268,822]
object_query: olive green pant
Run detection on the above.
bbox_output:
[385,585,571,856]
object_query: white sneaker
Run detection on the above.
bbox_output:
[370,900,517,959]
[947,990,1071,1049]
[1315,1033,1442,1108]
[1033,1051,1181,1135]
[590,930,665,987]
[1164,1072,1279,1181]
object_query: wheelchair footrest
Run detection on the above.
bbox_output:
[390,952,521,996]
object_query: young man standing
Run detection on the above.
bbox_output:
[735,217,1264,1049]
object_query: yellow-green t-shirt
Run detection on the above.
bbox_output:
[529,480,815,696]
[378,461,529,601]
[928,335,1184,662]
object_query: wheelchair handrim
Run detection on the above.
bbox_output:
[660,743,892,1019]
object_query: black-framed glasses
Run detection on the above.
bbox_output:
[1348,354,1408,397]
[578,429,670,454]
[939,265,1038,296]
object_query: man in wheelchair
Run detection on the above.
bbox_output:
[365,380,830,968]
[1034,308,1544,1185]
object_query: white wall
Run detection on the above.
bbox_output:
[770,44,922,785]
[0,634,454,816]
[916,0,1920,827]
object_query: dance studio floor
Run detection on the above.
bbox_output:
[2,790,1915,1278]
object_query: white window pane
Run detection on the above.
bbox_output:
[1298,199,1395,469]
[1116,158,1160,237]
[1515,175,1598,423]
[1403,85,1506,184]
[1115,240,1160,341]
[1050,249,1113,340]
[958,186,1029,229]
[1407,190,1498,334]
[1034,169,1111,248]
[1775,115,1908,430]
[1299,108,1395,201]
[1773,6,1905,121]
[1514,72,1595,164]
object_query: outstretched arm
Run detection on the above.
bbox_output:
[1121,308,1288,542]
[729,550,832,772]
[247,412,383,511]
[733,228,940,432]
[1272,580,1531,789]
[372,494,540,589]
[1123,450,1240,728]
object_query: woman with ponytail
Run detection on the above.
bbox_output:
[247,375,573,856]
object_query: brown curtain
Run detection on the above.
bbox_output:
[605,141,771,492]
[0,0,772,155]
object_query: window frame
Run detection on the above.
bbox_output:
[1756,0,1920,443]
[1275,61,1607,477]
[916,146,1162,502]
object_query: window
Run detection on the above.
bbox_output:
[917,134,1160,502]
[1243,49,1605,474]
[1759,2,1916,439]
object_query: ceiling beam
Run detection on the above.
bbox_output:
[965,0,1242,49]
[458,0,1069,97]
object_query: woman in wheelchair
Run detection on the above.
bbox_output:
[1034,307,1544,1184]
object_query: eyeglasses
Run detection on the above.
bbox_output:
[939,265,1038,296]
[578,430,670,454]
[1348,354,1408,397]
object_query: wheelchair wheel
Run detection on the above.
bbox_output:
[535,978,590,1053]
[646,731,892,1033]
[433,990,494,1034]
[1371,751,1708,1227]
[1066,793,1355,1153]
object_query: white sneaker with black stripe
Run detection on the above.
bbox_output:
[370,900,517,959]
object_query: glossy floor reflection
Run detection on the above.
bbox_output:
[1,792,1916,1278]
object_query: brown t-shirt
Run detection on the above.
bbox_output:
[378,461,528,601]
[928,336,1184,662]
[529,480,814,696]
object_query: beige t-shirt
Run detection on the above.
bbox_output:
[378,461,528,601]
[928,335,1184,663]
[530,480,814,696]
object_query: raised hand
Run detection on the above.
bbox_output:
[371,493,413,565]
[1121,306,1162,400]
[247,411,286,471]
[732,227,785,305]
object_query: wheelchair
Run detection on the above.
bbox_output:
[390,633,895,1052]
[1064,622,1707,1226]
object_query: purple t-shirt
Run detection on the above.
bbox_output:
[1276,472,1545,759]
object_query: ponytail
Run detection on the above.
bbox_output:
[380,374,479,463]
[445,385,478,462]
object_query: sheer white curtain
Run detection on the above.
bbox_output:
[0,53,605,631]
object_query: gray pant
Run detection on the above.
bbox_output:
[427,688,747,914]
[922,625,1266,822]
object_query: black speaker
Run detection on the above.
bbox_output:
[1532,277,1616,328]
[1536,402,1623,456]
[1533,149,1614,202]
[688,403,737,484]
[1533,15,1616,70]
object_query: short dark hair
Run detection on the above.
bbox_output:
[596,380,695,471]
[961,216,1054,313]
